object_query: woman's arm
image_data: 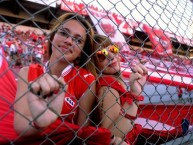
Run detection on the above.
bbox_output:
[98,86,136,138]
[76,81,96,126]
[129,61,148,96]
[14,67,40,136]
[14,67,66,137]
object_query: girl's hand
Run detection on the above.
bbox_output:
[111,136,128,145]
[27,73,67,128]
[129,60,148,96]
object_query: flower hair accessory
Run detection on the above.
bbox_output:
[96,45,119,62]
[96,45,119,56]
[109,45,119,53]
[96,49,108,56]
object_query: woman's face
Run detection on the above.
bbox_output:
[52,19,86,63]
[95,45,120,75]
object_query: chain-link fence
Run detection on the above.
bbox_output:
[0,0,193,145]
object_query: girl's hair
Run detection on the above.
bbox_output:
[93,34,113,51]
[93,34,121,77]
[47,12,96,76]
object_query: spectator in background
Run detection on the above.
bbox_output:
[21,42,30,66]
[9,39,18,64]
[33,44,44,63]
[93,34,148,145]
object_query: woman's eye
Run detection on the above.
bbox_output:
[60,31,68,37]
[74,38,83,44]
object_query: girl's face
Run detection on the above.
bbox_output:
[95,45,120,75]
[52,20,86,63]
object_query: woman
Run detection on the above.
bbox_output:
[93,34,148,145]
[13,13,111,144]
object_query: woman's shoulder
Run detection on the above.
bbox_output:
[97,76,125,93]
[17,66,29,81]
[73,66,95,79]
[18,66,29,76]
[98,76,117,85]
[19,63,43,74]
[19,64,44,82]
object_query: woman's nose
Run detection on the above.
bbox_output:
[107,52,114,60]
[64,36,73,45]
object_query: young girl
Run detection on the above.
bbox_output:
[93,34,148,145]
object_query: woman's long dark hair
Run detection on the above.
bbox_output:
[47,12,96,76]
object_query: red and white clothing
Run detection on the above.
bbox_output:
[26,63,111,145]
[97,76,144,145]
[0,58,111,145]
[28,63,95,123]
[0,48,18,142]
[61,65,95,123]
[97,76,186,145]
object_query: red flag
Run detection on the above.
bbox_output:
[0,47,18,142]
[143,24,173,56]
[15,120,111,145]
[60,0,87,15]
[138,104,192,144]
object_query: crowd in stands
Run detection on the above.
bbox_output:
[0,24,48,67]
[0,23,192,75]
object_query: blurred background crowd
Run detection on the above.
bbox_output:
[0,24,47,67]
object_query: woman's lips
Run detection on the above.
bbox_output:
[58,46,71,53]
[59,45,74,54]
[59,45,67,50]
[109,61,117,67]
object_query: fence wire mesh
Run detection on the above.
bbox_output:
[0,0,193,145]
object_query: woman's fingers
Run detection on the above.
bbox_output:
[58,77,67,90]
[130,65,148,84]
[28,81,41,94]
[132,63,148,76]
[131,72,142,81]
[129,62,148,94]
[113,136,128,145]
[29,73,65,98]
[139,59,148,65]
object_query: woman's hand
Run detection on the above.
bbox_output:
[129,60,148,96]
[27,73,67,128]
[111,136,128,145]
